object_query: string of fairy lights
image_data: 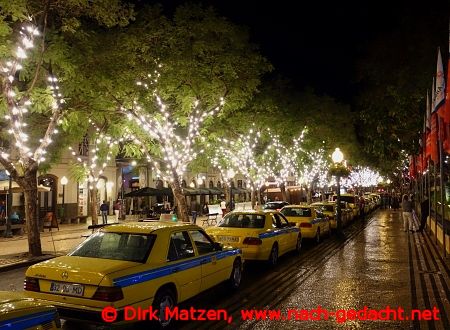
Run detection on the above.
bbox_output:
[0,23,383,195]
[123,70,225,184]
[0,22,65,168]
[66,119,144,190]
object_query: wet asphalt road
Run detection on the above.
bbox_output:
[3,209,446,329]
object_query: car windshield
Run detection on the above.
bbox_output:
[263,202,287,210]
[70,231,155,263]
[333,195,356,204]
[281,207,312,217]
[319,205,334,212]
[218,213,266,228]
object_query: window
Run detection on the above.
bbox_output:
[281,207,312,217]
[189,230,215,255]
[219,213,266,228]
[272,213,289,228]
[237,180,243,188]
[70,232,155,263]
[167,231,195,261]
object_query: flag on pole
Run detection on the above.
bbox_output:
[445,21,450,124]
[434,48,446,116]
[429,78,439,163]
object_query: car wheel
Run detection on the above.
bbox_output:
[228,258,242,289]
[268,244,278,267]
[315,229,321,244]
[153,287,176,328]
[295,235,302,254]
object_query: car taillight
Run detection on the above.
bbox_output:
[24,277,40,292]
[299,223,312,228]
[92,286,124,302]
[243,237,262,245]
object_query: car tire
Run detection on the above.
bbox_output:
[295,235,302,254]
[315,229,321,244]
[228,258,242,289]
[268,244,278,267]
[152,287,176,328]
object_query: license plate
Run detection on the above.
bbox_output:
[50,282,85,297]
[217,236,239,243]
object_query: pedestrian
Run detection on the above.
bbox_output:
[0,200,5,222]
[417,195,430,232]
[391,194,400,210]
[230,198,235,211]
[220,199,227,216]
[359,195,365,217]
[113,200,120,223]
[100,201,109,224]
[401,194,413,232]
[255,202,263,211]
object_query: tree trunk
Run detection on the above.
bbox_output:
[17,168,42,257]
[250,182,257,208]
[306,186,312,204]
[280,183,287,202]
[90,186,98,225]
[170,171,189,222]
[223,182,230,208]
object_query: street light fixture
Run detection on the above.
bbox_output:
[331,148,344,233]
[60,176,68,223]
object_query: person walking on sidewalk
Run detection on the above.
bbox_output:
[100,201,109,224]
[401,194,413,232]
[417,195,430,232]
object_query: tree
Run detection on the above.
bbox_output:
[0,1,135,256]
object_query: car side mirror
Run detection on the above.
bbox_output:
[289,222,297,227]
[213,242,223,251]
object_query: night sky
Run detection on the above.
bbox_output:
[142,0,449,103]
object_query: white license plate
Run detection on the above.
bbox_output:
[50,281,85,297]
[217,236,239,243]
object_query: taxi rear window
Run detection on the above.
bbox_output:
[219,214,265,228]
[70,232,155,263]
[281,207,312,217]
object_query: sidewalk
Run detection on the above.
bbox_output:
[0,214,216,272]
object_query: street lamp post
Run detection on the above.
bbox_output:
[332,148,344,233]
[227,169,235,211]
[60,176,68,223]
[4,170,13,238]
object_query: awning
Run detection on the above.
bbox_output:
[207,187,224,195]
[231,187,249,194]
[181,187,210,195]
[0,181,51,193]
[124,187,173,197]
[265,187,281,193]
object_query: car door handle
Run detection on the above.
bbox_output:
[172,267,180,273]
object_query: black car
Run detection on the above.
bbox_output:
[263,201,290,211]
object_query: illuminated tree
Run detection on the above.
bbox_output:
[0,23,64,256]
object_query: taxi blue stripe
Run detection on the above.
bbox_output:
[114,249,241,288]
[0,310,56,329]
[259,227,299,239]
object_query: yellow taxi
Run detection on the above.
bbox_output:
[332,194,360,219]
[0,291,61,329]
[310,201,352,229]
[280,205,330,243]
[206,210,301,266]
[25,222,242,328]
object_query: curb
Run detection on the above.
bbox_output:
[0,254,58,273]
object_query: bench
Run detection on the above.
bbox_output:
[70,215,88,224]
[0,223,25,235]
